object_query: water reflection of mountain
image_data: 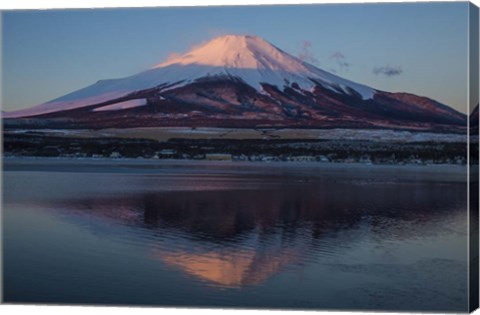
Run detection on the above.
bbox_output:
[35,178,466,288]
[65,180,466,237]
[154,247,299,288]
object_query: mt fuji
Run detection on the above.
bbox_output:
[3,35,466,132]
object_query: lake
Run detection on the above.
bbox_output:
[2,158,469,311]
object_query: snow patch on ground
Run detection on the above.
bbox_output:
[4,126,468,144]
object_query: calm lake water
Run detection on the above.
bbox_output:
[2,158,469,311]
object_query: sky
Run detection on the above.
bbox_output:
[1,2,471,113]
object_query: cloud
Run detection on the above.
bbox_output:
[165,52,181,61]
[329,51,350,71]
[298,40,319,65]
[207,28,232,38]
[373,65,403,77]
[330,51,345,60]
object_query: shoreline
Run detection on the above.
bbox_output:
[2,155,469,183]
[2,155,469,174]
[2,154,469,166]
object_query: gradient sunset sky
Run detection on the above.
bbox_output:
[1,2,471,113]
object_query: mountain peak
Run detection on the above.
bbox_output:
[154,34,305,72]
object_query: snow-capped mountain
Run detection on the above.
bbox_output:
[3,35,466,132]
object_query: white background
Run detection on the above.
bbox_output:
[0,0,479,315]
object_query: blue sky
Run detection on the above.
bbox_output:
[1,2,470,113]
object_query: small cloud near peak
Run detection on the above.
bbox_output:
[298,40,319,65]
[329,51,350,71]
[373,65,403,77]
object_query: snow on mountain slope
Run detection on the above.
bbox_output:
[4,35,375,118]
[155,35,375,98]
[92,99,147,112]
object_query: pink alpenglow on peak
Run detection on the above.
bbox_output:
[156,34,313,70]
